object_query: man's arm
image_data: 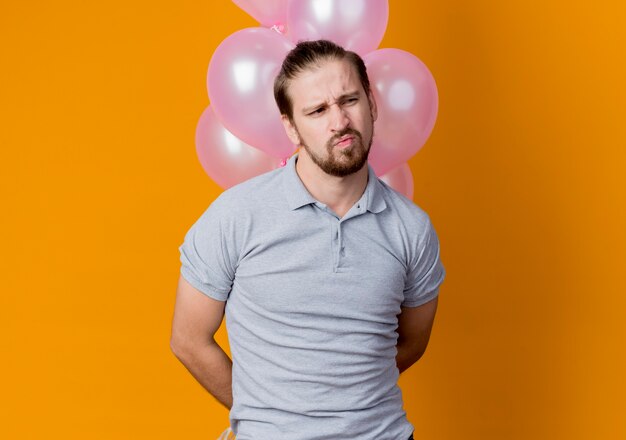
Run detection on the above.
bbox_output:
[170,275,233,409]
[396,296,439,374]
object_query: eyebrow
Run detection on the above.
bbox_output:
[301,91,361,115]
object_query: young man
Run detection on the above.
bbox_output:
[171,40,445,440]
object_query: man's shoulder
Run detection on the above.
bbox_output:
[188,166,286,236]
[376,178,432,230]
[212,166,286,210]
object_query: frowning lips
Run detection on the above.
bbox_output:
[329,128,362,148]
[334,135,354,147]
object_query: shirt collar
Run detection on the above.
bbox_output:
[364,164,387,214]
[282,153,387,214]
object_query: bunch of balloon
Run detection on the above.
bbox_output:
[196,0,439,199]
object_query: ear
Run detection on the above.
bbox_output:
[281,115,301,146]
[368,90,378,122]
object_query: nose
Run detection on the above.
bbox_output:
[329,103,350,132]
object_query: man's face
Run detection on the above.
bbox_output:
[281,58,377,177]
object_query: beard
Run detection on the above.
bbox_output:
[298,124,374,178]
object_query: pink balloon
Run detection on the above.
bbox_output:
[365,49,439,176]
[379,163,414,200]
[195,106,280,189]
[287,0,388,56]
[208,27,296,158]
[232,0,288,29]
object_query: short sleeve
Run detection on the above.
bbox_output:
[402,218,446,307]
[178,200,237,302]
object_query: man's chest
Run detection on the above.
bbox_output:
[231,209,410,318]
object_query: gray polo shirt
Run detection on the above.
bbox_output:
[179,154,445,440]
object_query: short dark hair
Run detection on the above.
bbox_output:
[273,40,371,120]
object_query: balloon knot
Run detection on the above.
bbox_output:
[270,23,285,34]
[279,158,288,167]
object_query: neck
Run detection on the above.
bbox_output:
[295,150,369,218]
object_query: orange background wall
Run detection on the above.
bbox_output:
[2,1,624,438]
